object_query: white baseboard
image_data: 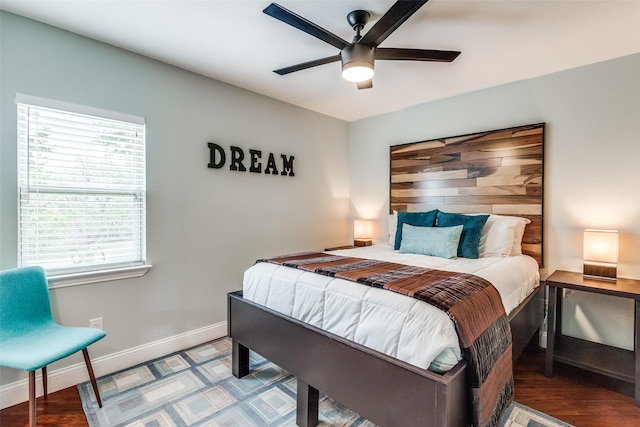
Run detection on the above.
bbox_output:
[0,321,227,410]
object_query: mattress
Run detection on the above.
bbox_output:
[242,244,540,372]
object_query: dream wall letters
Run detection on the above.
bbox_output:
[207,143,295,177]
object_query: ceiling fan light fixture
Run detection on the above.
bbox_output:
[341,62,374,83]
[341,44,375,83]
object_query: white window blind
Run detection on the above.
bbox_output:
[17,97,146,276]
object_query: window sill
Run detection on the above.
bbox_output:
[47,265,153,289]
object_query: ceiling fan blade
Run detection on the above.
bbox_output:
[274,55,341,75]
[376,48,461,62]
[357,80,373,90]
[264,3,349,50]
[359,0,429,47]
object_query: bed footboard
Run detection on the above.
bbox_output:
[228,291,472,427]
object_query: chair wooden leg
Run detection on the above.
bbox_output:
[42,366,48,399]
[82,348,103,408]
[28,370,36,427]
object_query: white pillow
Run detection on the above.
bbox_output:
[388,211,397,246]
[478,214,531,257]
[510,216,530,255]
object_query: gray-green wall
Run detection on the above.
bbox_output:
[0,11,349,387]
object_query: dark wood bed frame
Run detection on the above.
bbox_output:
[228,123,546,426]
[228,285,544,427]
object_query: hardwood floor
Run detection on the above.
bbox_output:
[1,348,639,426]
[514,349,640,427]
[0,386,86,427]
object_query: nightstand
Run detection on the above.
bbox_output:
[545,270,640,406]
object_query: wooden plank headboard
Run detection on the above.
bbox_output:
[390,123,544,266]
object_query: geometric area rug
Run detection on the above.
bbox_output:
[78,337,574,427]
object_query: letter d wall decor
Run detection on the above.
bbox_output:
[207,143,295,177]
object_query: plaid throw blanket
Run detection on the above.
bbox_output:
[258,252,513,427]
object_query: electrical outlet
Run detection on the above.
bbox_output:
[89,317,104,329]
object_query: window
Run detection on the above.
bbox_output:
[17,95,147,282]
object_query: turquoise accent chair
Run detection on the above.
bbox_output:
[0,266,106,427]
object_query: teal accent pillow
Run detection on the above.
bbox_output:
[399,224,463,259]
[436,212,489,259]
[394,210,438,250]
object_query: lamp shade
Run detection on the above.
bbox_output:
[583,229,618,264]
[583,229,618,279]
[354,219,373,239]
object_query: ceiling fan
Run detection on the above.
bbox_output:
[263,1,461,90]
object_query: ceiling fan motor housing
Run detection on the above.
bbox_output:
[341,44,375,82]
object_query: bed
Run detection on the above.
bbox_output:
[228,123,545,426]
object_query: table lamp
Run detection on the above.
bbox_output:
[354,219,373,247]
[583,229,618,280]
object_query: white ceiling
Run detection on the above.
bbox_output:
[2,0,639,122]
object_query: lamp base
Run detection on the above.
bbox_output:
[354,239,372,247]
[583,263,617,280]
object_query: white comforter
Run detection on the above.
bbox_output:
[243,244,540,372]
